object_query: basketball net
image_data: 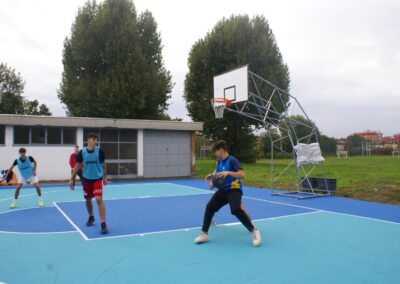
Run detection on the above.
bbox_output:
[211,98,232,119]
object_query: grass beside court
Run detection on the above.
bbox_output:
[195,156,400,205]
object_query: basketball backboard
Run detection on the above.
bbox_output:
[213,65,248,103]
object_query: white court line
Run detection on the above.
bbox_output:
[167,182,400,226]
[221,210,321,226]
[107,182,179,187]
[0,205,54,216]
[56,191,212,204]
[53,202,89,241]
[0,185,212,237]
[0,189,70,202]
[86,210,322,241]
[0,230,77,235]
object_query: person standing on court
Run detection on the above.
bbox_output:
[69,145,83,187]
[70,132,109,234]
[7,148,44,209]
[194,140,262,246]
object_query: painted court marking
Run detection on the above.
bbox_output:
[0,230,77,235]
[2,182,398,239]
[82,210,323,241]
[170,183,400,226]
[53,202,89,241]
[0,189,70,202]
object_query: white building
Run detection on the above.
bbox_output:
[0,114,202,181]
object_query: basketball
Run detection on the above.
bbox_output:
[212,173,226,190]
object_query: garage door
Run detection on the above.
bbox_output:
[143,130,191,178]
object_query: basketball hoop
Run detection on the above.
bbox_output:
[211,98,232,119]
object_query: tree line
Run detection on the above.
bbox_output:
[1,0,336,162]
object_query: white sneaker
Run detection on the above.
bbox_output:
[252,229,262,247]
[194,232,209,244]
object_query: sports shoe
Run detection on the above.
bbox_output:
[194,232,208,244]
[252,229,262,247]
[86,216,95,226]
[101,223,109,234]
[9,202,17,209]
[38,200,44,207]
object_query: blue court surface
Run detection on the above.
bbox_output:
[0,180,399,284]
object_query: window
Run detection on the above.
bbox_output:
[106,163,119,175]
[101,129,118,142]
[101,143,118,159]
[82,128,138,176]
[13,126,77,145]
[120,143,137,159]
[120,129,137,142]
[31,127,46,144]
[0,125,5,145]
[47,127,62,144]
[14,126,30,144]
[119,163,137,175]
[63,128,76,145]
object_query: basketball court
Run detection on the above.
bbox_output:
[0,180,399,283]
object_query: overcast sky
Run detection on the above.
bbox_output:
[1,0,399,138]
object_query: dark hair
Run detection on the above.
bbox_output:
[19,147,27,153]
[87,132,99,140]
[212,140,227,151]
[74,145,79,148]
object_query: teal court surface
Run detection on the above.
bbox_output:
[0,180,399,284]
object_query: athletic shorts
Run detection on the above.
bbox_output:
[18,175,39,185]
[83,180,103,199]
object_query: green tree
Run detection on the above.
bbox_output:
[318,134,337,155]
[0,62,51,116]
[137,11,173,117]
[259,115,336,157]
[23,99,52,116]
[0,63,25,114]
[184,15,290,163]
[58,0,172,119]
[346,134,366,155]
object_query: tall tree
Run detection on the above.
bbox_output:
[0,62,51,116]
[137,11,173,118]
[184,15,290,162]
[23,99,52,116]
[0,63,25,114]
[58,0,172,119]
[346,134,366,155]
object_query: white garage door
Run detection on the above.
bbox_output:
[143,130,191,178]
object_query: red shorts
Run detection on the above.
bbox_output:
[83,180,103,199]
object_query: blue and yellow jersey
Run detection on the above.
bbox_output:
[216,155,243,190]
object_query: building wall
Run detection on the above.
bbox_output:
[0,126,74,181]
[0,126,195,181]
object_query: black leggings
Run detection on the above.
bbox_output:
[202,189,255,233]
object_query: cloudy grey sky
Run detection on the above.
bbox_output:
[1,0,399,138]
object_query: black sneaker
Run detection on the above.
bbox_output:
[101,223,109,235]
[86,216,95,227]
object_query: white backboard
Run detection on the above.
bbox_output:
[213,65,248,103]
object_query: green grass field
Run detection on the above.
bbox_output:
[195,156,400,205]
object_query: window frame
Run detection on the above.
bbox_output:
[0,125,5,146]
[13,126,77,146]
[82,127,138,177]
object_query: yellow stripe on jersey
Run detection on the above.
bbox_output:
[230,179,241,189]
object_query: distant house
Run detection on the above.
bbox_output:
[353,130,383,144]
